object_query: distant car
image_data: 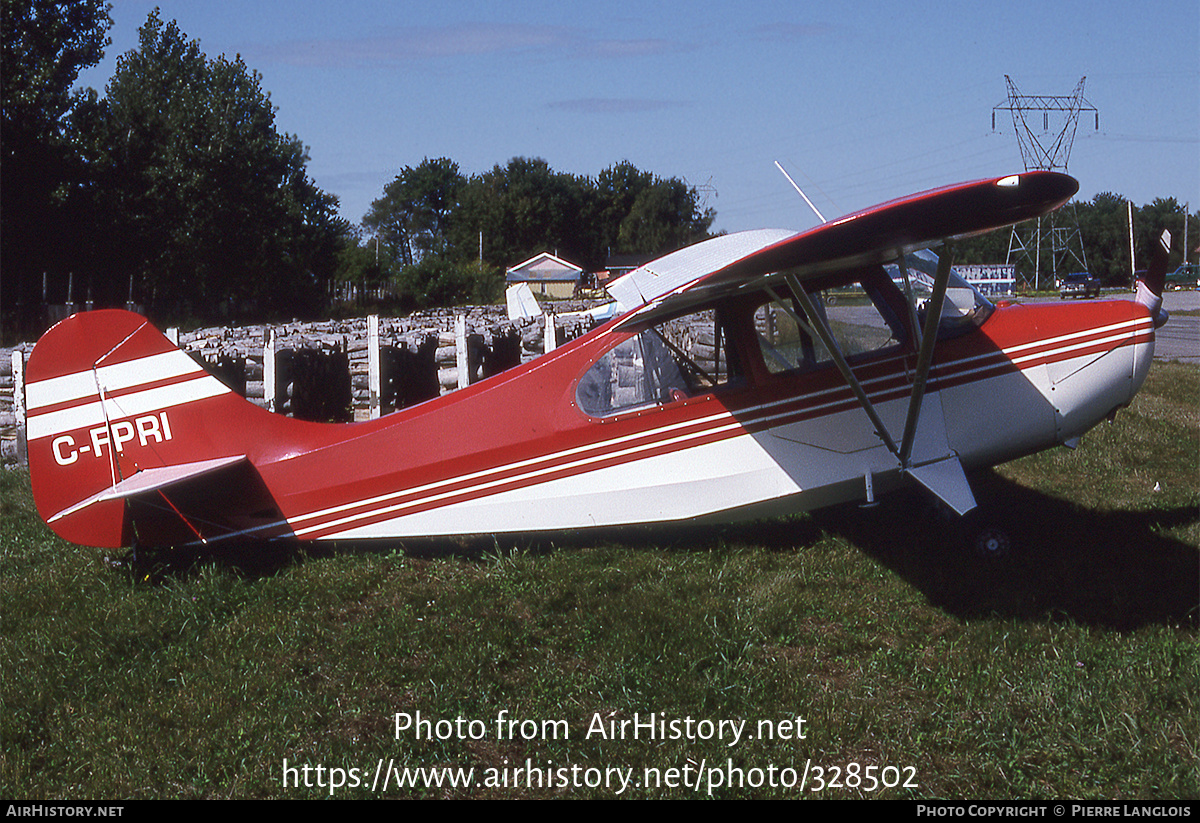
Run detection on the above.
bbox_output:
[1165,263,1198,291]
[1059,272,1100,299]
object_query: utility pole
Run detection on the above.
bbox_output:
[993,76,1097,291]
[1128,201,1136,286]
[1184,203,1190,266]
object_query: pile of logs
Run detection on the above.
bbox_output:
[0,354,26,464]
[2,301,604,463]
[173,304,594,418]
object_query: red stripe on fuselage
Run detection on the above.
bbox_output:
[269,300,1154,540]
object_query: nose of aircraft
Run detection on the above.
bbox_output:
[1047,300,1157,444]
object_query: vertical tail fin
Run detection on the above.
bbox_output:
[25,310,282,548]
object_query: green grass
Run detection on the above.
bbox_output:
[1,365,1196,799]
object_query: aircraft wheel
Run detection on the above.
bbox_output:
[972,526,1012,560]
[957,509,1013,561]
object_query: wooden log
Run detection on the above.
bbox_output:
[368,314,380,420]
[11,350,26,466]
[456,315,470,389]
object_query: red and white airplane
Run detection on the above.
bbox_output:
[23,171,1170,551]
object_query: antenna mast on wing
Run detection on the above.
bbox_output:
[774,161,827,225]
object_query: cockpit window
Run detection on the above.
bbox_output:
[883,250,994,337]
[755,272,907,375]
[577,309,743,417]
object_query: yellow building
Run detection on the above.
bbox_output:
[506,252,584,300]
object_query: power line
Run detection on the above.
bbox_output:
[993,76,1098,288]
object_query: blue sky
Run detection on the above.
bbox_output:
[76,0,1199,236]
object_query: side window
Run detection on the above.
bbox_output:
[577,309,743,417]
[755,277,907,375]
[755,298,821,374]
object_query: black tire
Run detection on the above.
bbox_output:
[958,510,1014,561]
[972,525,1012,560]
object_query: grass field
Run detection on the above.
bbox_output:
[1,364,1196,799]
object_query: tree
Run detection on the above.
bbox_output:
[363,157,463,267]
[593,161,654,254]
[451,157,593,269]
[1,0,112,338]
[957,193,1198,290]
[78,10,348,323]
[395,256,502,311]
[617,175,714,256]
[447,157,714,271]
[1136,198,1188,267]
[360,155,717,308]
[1077,192,1133,285]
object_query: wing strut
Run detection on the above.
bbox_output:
[898,243,954,467]
[785,274,899,457]
[783,246,977,515]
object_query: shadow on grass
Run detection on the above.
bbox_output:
[811,469,1199,631]
[111,538,337,584]
[116,506,831,583]
[121,470,1197,631]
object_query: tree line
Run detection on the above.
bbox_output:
[951,193,1196,289]
[350,156,715,310]
[4,3,346,337]
[3,2,1194,344]
[1,3,713,339]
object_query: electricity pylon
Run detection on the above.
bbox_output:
[993,76,1097,290]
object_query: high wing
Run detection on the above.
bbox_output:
[610,171,1078,329]
[606,228,795,312]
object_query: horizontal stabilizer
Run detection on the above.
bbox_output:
[49,455,247,524]
[904,456,977,516]
[506,282,543,320]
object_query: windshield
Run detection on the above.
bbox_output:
[883,249,994,337]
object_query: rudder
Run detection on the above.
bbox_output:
[25,310,255,547]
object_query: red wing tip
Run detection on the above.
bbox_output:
[834,172,1078,224]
